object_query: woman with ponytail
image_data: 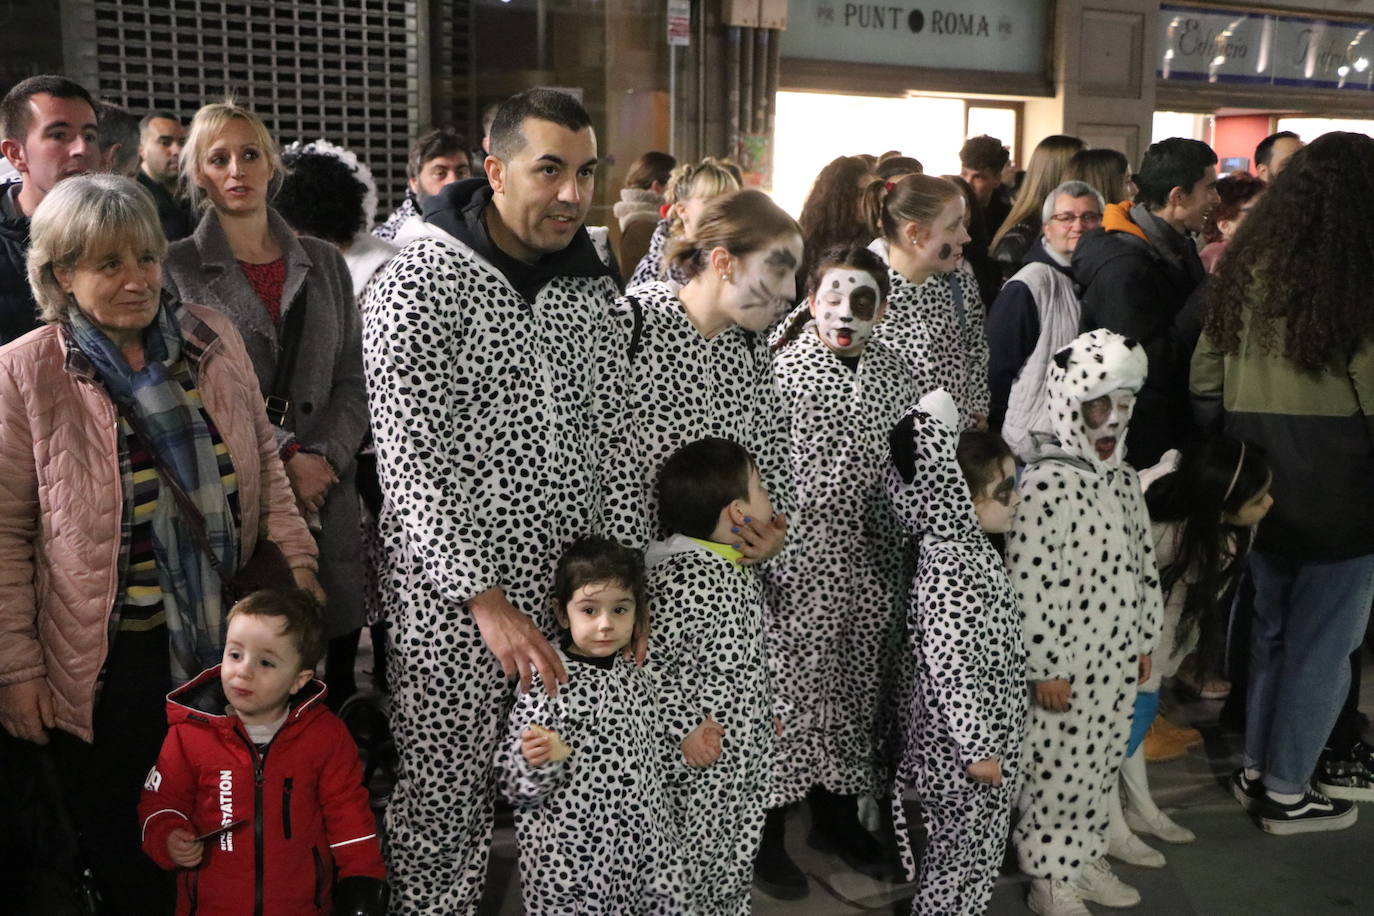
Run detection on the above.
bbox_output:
[870,174,991,430]
[610,188,802,549]
[627,158,740,290]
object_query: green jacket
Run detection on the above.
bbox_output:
[1191,313,1374,560]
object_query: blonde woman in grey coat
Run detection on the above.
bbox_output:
[162,100,369,706]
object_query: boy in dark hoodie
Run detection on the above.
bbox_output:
[139,590,386,916]
[1071,138,1219,468]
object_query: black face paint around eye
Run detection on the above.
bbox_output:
[938,243,953,260]
[850,287,878,322]
[765,248,798,271]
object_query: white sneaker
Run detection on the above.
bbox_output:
[1027,877,1093,916]
[1073,857,1141,908]
[1107,828,1166,868]
[1125,808,1197,844]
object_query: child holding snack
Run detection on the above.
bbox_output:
[493,537,687,915]
[138,589,387,916]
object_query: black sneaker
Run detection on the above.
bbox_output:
[1230,768,1265,813]
[1257,788,1358,835]
[1317,751,1374,802]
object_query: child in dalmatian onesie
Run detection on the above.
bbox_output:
[494,538,688,916]
[608,188,803,544]
[1006,329,1163,916]
[644,437,777,916]
[886,388,1028,916]
[764,244,919,869]
[361,162,643,910]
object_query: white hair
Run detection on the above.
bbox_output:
[1041,180,1105,224]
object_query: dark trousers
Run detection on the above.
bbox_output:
[47,627,176,916]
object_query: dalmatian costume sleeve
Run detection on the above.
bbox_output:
[644,536,774,916]
[886,389,1028,914]
[362,226,635,914]
[494,655,690,915]
[874,268,990,429]
[765,328,920,806]
[610,282,795,541]
[1006,329,1164,885]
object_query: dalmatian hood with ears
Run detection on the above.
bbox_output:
[1044,328,1148,471]
[887,388,982,544]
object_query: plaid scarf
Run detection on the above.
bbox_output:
[68,300,237,681]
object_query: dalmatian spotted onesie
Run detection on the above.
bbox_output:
[1006,329,1162,884]
[609,281,793,541]
[644,536,773,916]
[494,652,690,915]
[362,181,643,914]
[874,268,990,429]
[766,326,919,806]
[886,390,1028,916]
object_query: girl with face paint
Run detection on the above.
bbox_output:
[866,175,991,431]
[608,188,801,561]
[755,244,921,891]
[885,391,1028,916]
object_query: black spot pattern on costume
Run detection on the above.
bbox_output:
[765,327,920,806]
[361,229,643,914]
[873,265,990,429]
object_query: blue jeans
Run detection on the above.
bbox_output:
[1244,550,1374,794]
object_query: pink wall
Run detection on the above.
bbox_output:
[1213,115,1273,175]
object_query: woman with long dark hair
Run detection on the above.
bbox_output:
[1193,131,1374,834]
[798,156,876,283]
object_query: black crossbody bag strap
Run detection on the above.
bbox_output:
[265,283,309,427]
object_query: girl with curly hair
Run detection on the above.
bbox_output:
[1193,130,1374,835]
[798,156,876,284]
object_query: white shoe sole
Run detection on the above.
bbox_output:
[1316,780,1374,803]
[1125,812,1197,844]
[1106,842,1166,869]
[1260,803,1358,835]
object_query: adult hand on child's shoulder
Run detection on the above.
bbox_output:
[736,513,788,566]
[1034,678,1072,712]
[471,587,568,696]
[967,758,1003,785]
[166,827,204,869]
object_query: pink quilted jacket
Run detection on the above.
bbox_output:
[0,304,318,741]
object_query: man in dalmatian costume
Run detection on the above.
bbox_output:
[1006,329,1162,916]
[362,89,642,914]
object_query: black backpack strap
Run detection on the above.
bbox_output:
[265,283,310,426]
[626,295,644,363]
[947,271,968,335]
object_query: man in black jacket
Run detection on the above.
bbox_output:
[1072,137,1219,468]
[0,74,98,345]
[135,110,194,242]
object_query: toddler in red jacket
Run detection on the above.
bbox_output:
[139,589,387,916]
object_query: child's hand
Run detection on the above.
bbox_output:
[521,724,571,767]
[682,717,725,768]
[1034,678,1072,712]
[166,827,204,869]
[773,716,784,737]
[967,758,1003,785]
[1138,653,1152,685]
[735,513,788,566]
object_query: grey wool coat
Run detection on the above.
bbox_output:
[163,208,370,637]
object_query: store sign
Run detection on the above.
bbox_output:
[1159,4,1374,92]
[780,0,1048,75]
[667,0,691,47]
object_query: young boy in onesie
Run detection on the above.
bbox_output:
[886,388,1028,916]
[644,436,777,916]
[1006,329,1162,916]
[139,590,387,916]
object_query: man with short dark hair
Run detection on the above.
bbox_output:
[1254,130,1302,183]
[958,134,1013,305]
[0,74,98,344]
[1073,137,1220,467]
[362,88,642,913]
[373,126,471,242]
[94,101,139,176]
[136,110,193,242]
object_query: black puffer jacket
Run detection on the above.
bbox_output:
[0,182,39,346]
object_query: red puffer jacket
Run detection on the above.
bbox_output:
[139,666,385,916]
